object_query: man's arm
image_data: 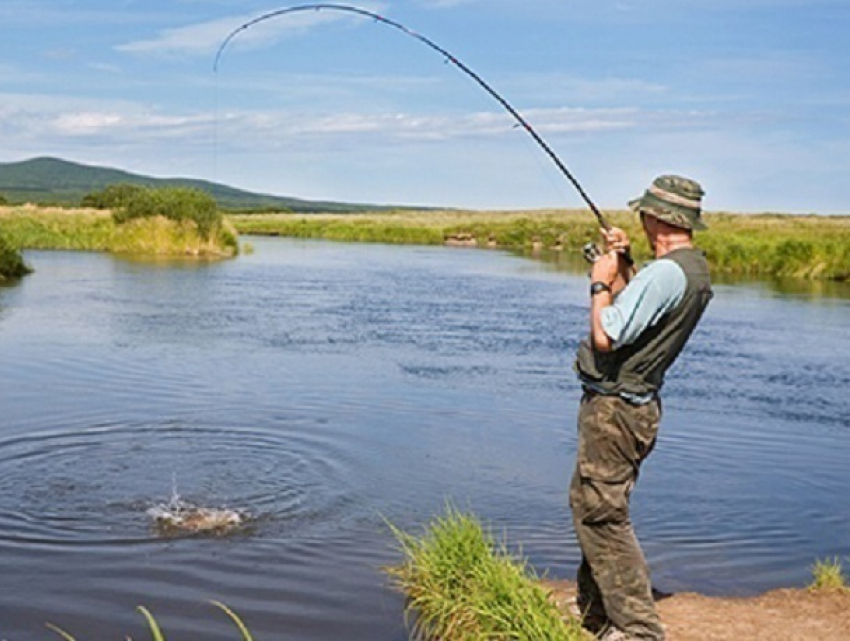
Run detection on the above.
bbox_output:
[592,259,688,352]
[588,227,633,352]
[589,250,621,352]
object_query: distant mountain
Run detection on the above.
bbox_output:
[0,157,398,213]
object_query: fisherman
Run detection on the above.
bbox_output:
[569,175,713,640]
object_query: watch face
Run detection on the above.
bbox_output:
[591,282,611,295]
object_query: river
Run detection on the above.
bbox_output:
[0,237,848,640]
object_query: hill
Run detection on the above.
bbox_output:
[0,157,398,213]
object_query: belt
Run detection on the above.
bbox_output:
[581,385,657,406]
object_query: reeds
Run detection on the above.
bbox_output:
[385,505,585,640]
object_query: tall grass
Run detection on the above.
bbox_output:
[231,210,850,281]
[810,557,848,592]
[0,206,114,251]
[110,216,239,257]
[45,602,254,640]
[386,506,585,640]
[0,205,238,257]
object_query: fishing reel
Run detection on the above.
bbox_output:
[582,242,603,264]
[582,242,635,267]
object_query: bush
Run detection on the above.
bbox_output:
[112,186,223,240]
[0,231,32,281]
[81,183,147,210]
[0,193,8,206]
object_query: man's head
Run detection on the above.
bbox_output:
[628,175,707,232]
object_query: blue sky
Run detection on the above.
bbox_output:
[2,0,848,212]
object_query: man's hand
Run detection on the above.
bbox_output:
[591,250,620,287]
[601,226,631,256]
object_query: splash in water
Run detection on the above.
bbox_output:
[147,477,247,535]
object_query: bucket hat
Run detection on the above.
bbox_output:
[628,175,707,231]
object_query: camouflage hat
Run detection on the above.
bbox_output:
[628,175,707,231]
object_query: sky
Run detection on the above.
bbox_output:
[1,0,849,212]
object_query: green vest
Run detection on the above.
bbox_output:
[575,247,713,397]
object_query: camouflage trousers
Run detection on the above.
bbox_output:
[569,392,665,640]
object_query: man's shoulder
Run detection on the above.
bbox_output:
[635,257,687,285]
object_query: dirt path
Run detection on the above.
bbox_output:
[544,580,850,640]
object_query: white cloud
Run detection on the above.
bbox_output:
[210,106,644,147]
[0,88,723,154]
[117,3,387,57]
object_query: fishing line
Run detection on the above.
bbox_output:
[214,3,613,230]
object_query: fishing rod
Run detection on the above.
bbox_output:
[215,3,623,251]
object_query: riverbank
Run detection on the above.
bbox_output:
[3,205,849,279]
[389,508,850,640]
[230,209,850,281]
[545,580,850,640]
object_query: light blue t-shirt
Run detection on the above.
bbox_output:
[600,258,687,348]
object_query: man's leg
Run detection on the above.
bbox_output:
[574,512,663,639]
[575,553,610,634]
[569,395,664,640]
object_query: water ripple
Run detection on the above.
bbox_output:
[0,421,354,548]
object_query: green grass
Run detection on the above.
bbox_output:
[385,505,586,640]
[0,206,114,251]
[231,209,850,282]
[0,205,238,258]
[5,205,850,280]
[810,557,848,592]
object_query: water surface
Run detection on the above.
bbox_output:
[0,238,848,639]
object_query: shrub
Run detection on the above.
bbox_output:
[81,183,147,210]
[0,193,8,206]
[0,230,32,281]
[113,186,223,240]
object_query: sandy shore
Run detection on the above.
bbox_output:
[544,580,850,640]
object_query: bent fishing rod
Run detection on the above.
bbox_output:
[215,3,624,256]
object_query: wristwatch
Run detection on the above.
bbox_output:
[590,281,612,296]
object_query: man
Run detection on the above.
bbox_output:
[569,175,713,640]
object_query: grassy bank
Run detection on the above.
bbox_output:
[231,210,850,281]
[3,205,848,280]
[386,506,586,640]
[0,205,238,257]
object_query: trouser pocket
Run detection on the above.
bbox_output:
[570,395,659,525]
